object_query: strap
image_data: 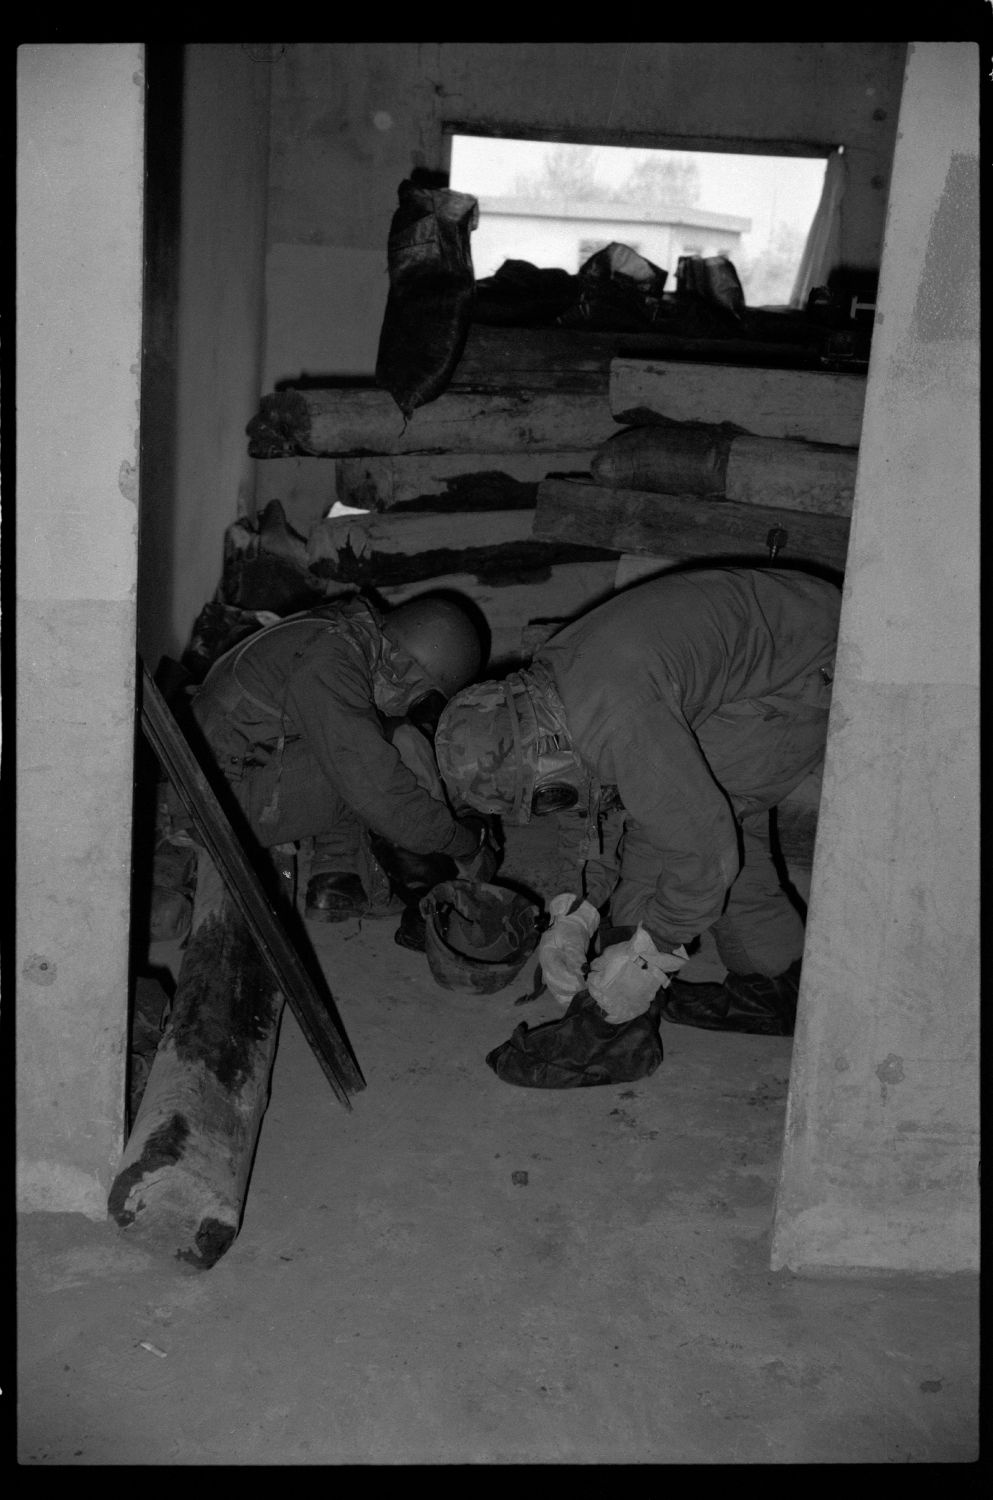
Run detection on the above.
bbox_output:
[503,678,528,823]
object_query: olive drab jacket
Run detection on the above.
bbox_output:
[191,596,477,859]
[534,567,841,947]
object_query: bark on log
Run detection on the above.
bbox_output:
[305,507,617,589]
[334,452,595,512]
[592,425,857,517]
[724,435,856,516]
[247,387,621,458]
[108,851,284,1268]
[609,358,866,447]
[533,477,851,572]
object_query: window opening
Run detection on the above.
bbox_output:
[448,135,829,309]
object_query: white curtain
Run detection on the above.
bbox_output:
[789,148,848,309]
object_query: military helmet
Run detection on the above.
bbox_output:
[435,668,584,824]
[421,879,541,994]
[382,595,484,699]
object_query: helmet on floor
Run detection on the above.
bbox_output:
[422,879,541,994]
[383,596,484,699]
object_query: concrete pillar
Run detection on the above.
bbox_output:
[16,45,145,1215]
[771,44,979,1271]
[138,43,271,671]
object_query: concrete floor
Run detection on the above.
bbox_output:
[16,822,980,1465]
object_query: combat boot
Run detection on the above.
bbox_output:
[305,872,367,923]
[660,959,801,1036]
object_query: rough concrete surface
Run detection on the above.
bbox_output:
[16,823,979,1465]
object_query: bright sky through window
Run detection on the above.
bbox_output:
[449,135,828,307]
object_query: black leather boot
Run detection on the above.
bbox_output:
[660,960,801,1036]
[305,872,367,923]
[366,833,458,952]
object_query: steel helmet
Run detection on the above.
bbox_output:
[383,595,484,699]
[421,879,541,994]
[435,665,587,824]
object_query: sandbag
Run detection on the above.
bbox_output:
[473,259,579,327]
[376,180,479,419]
[675,253,745,320]
[486,990,664,1088]
[591,421,735,493]
[560,242,669,332]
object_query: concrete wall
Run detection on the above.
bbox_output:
[261,42,906,388]
[771,43,979,1272]
[137,43,271,670]
[16,45,146,1216]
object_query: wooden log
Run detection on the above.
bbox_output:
[533,477,851,572]
[247,387,621,458]
[108,850,285,1268]
[305,507,618,589]
[610,358,866,447]
[724,435,856,517]
[451,321,834,389]
[592,425,857,517]
[452,325,616,392]
[335,452,595,512]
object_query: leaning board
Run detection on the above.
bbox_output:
[140,665,365,1109]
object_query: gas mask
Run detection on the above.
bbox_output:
[529,743,589,817]
[372,638,443,719]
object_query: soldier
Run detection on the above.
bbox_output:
[435,567,840,1035]
[190,592,495,926]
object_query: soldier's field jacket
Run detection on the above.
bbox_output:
[536,567,841,946]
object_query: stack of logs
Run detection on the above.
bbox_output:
[245,324,862,873]
[249,324,861,666]
[112,327,859,1268]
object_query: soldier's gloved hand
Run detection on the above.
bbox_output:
[587,927,689,1024]
[538,894,600,1006]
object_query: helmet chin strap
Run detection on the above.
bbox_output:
[503,678,529,823]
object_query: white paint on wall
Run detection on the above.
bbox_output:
[17,43,145,1217]
[17,44,144,603]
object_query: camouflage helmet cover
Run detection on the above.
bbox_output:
[435,665,577,824]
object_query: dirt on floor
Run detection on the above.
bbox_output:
[15,821,980,1465]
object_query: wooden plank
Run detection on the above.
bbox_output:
[533,477,851,572]
[139,666,365,1107]
[335,452,595,511]
[452,319,835,389]
[248,387,621,457]
[452,326,612,392]
[610,358,866,447]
